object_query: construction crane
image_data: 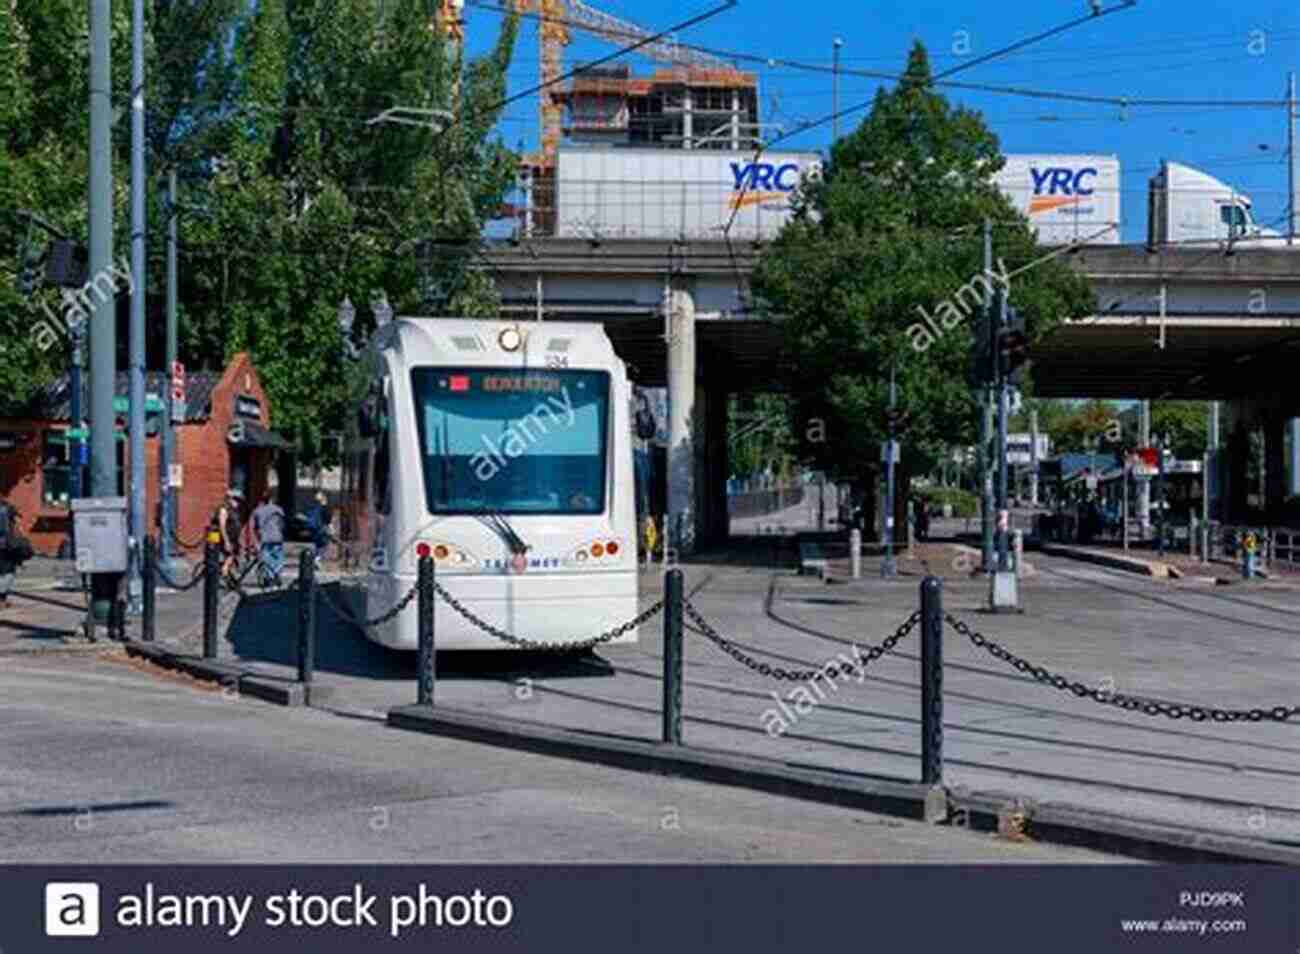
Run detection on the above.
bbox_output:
[512,0,735,159]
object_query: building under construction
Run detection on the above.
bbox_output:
[559,64,760,151]
[507,0,762,235]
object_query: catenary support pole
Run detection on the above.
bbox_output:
[127,0,146,616]
[979,219,994,573]
[996,293,1010,572]
[160,168,179,573]
[88,0,117,626]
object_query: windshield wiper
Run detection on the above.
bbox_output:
[474,507,530,555]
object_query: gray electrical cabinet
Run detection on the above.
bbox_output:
[71,496,129,573]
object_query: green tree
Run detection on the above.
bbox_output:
[1052,399,1122,454]
[750,43,1093,503]
[1,1,519,461]
[169,0,520,459]
[1148,402,1207,460]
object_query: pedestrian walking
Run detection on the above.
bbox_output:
[0,498,35,607]
[251,489,286,586]
[304,491,332,566]
[214,488,243,585]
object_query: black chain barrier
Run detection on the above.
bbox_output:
[434,581,664,651]
[171,529,208,550]
[682,600,922,681]
[153,559,206,592]
[946,613,1300,723]
[316,578,422,632]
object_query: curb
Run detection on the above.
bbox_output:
[387,703,1300,864]
[123,640,333,707]
[1040,543,1172,578]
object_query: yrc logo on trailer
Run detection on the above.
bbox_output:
[728,160,804,209]
[1027,165,1099,214]
[993,154,1120,245]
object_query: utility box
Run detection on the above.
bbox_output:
[71,496,129,573]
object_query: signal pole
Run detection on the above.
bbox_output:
[996,290,1010,572]
[1288,71,1295,246]
[979,218,994,573]
[881,360,898,579]
[832,38,843,142]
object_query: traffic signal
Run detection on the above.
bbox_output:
[968,310,996,387]
[14,241,48,298]
[45,239,89,287]
[998,307,1029,384]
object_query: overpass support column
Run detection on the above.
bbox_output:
[1288,419,1300,499]
[1266,415,1286,523]
[1225,410,1250,525]
[666,281,697,556]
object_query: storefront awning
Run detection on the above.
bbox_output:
[227,420,293,451]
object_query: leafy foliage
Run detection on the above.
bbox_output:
[751,42,1094,483]
[2,1,519,462]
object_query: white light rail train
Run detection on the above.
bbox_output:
[338,318,645,650]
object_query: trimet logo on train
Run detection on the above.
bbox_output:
[1028,165,1098,216]
[485,556,563,571]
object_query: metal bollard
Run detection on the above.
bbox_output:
[920,576,944,786]
[297,550,316,685]
[108,587,124,641]
[202,537,219,659]
[850,528,862,579]
[141,535,156,642]
[662,568,684,744]
[1012,529,1024,579]
[417,554,436,706]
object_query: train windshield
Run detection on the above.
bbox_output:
[411,367,610,515]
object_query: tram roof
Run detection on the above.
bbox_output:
[374,317,621,368]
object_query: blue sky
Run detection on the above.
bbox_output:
[462,0,1298,243]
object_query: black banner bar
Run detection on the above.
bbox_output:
[5,864,1292,953]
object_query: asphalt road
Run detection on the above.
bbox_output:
[0,650,1121,864]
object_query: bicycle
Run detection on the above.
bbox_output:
[222,549,285,592]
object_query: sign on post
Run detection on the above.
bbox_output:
[171,361,186,423]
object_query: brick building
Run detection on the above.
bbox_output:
[0,352,289,556]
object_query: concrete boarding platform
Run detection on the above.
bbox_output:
[105,543,1300,863]
[1040,542,1175,578]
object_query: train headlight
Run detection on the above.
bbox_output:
[498,326,523,351]
[415,542,431,559]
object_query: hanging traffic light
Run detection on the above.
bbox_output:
[968,309,996,387]
[15,242,48,298]
[998,307,1029,384]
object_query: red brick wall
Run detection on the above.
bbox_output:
[172,352,276,550]
[0,352,280,556]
